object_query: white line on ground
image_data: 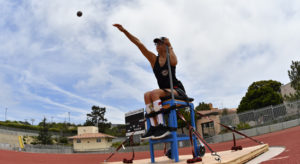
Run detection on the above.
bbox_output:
[246,146,285,164]
[268,156,289,161]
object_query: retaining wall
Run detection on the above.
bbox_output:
[1,118,300,154]
[210,118,300,143]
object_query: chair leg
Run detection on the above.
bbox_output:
[171,131,179,162]
[189,103,198,157]
[169,108,179,162]
[148,100,195,163]
[150,141,155,163]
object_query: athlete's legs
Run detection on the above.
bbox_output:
[142,89,180,139]
[149,89,179,139]
[144,91,152,104]
[150,88,179,102]
[144,91,157,125]
[150,89,178,124]
[141,91,157,139]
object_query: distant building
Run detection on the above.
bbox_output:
[68,126,116,152]
[280,82,296,98]
[196,103,237,138]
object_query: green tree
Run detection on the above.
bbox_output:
[84,106,111,133]
[195,102,211,111]
[285,61,300,101]
[221,108,229,116]
[105,125,126,137]
[50,122,70,142]
[177,108,191,134]
[237,80,283,113]
[37,118,53,145]
[20,121,31,125]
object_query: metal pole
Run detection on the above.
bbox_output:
[271,105,275,121]
[97,116,99,128]
[232,127,236,147]
[166,46,175,101]
[5,108,7,121]
[68,112,70,123]
[166,45,179,162]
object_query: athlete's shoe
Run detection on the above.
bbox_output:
[152,124,170,139]
[141,126,156,140]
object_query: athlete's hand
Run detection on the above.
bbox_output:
[113,24,126,32]
[163,37,171,47]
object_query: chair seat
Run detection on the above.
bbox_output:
[161,95,194,102]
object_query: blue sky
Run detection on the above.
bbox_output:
[0,0,299,124]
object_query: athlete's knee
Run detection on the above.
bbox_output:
[150,89,161,99]
[145,104,153,114]
[144,91,151,99]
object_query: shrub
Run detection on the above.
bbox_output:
[236,122,251,130]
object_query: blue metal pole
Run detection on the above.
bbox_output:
[166,45,179,162]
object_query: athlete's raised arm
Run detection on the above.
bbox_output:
[113,24,156,68]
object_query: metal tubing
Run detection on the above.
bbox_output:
[166,46,175,102]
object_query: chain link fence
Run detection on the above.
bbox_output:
[220,99,300,130]
[24,144,73,153]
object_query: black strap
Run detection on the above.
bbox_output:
[104,132,135,163]
[176,88,189,103]
[177,112,221,162]
[177,112,196,158]
[123,135,135,163]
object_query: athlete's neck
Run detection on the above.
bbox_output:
[159,52,167,58]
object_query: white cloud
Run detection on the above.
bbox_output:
[0,0,299,124]
[0,74,16,107]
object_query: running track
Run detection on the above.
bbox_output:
[1,125,300,164]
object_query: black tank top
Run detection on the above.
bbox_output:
[153,55,183,90]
